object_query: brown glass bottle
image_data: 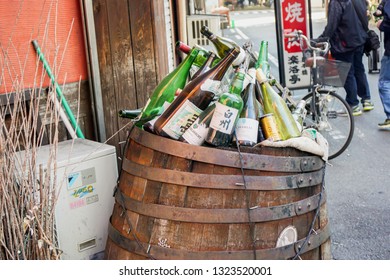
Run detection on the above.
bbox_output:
[154,48,240,140]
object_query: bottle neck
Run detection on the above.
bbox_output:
[207,48,239,82]
[191,52,216,80]
[176,41,191,54]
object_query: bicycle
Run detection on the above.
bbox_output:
[279,30,355,160]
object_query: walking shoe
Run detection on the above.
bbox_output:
[378,119,390,129]
[352,105,362,116]
[362,100,374,111]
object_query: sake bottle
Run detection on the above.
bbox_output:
[154,48,240,140]
[256,68,300,140]
[255,40,270,78]
[200,25,246,67]
[235,68,259,146]
[205,68,246,146]
[136,47,200,126]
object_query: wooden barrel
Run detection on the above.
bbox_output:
[105,126,331,260]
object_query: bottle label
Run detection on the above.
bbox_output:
[235,118,259,143]
[209,102,239,135]
[181,118,209,146]
[200,79,222,95]
[162,100,202,139]
[190,65,200,79]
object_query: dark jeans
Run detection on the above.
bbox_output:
[332,45,371,107]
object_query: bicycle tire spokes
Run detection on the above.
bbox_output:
[302,90,354,159]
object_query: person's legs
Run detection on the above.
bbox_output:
[353,46,372,104]
[378,55,390,122]
[332,51,360,107]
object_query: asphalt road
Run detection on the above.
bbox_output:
[223,7,390,260]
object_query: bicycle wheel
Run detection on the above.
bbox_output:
[302,89,354,160]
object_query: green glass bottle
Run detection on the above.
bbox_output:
[118,109,142,119]
[256,68,300,140]
[235,68,259,146]
[154,48,240,140]
[255,40,270,78]
[200,25,246,67]
[176,41,220,67]
[176,41,220,79]
[136,47,200,126]
[190,52,217,81]
[205,68,246,147]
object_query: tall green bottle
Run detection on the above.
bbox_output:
[255,40,270,78]
[205,68,246,146]
[136,47,200,126]
[256,68,300,140]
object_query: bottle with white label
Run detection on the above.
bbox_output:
[154,48,240,140]
[179,103,215,145]
[235,68,259,146]
[205,68,245,147]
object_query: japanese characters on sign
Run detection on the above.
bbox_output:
[280,0,311,89]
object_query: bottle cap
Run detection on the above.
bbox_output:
[232,47,247,66]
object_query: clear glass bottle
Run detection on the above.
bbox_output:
[256,69,301,140]
[235,68,259,146]
[291,99,307,133]
[153,48,240,140]
[136,47,200,126]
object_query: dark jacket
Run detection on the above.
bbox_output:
[379,0,390,56]
[319,0,368,54]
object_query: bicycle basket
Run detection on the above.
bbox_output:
[318,59,351,87]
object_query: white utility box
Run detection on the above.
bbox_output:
[15,139,118,260]
[187,15,221,47]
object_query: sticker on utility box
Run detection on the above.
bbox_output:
[67,167,96,190]
[67,167,98,210]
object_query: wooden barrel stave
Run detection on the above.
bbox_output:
[105,127,330,260]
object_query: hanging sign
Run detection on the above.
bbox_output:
[275,0,312,89]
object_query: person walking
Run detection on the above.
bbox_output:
[318,0,374,116]
[376,0,390,128]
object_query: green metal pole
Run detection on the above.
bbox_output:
[32,40,85,139]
